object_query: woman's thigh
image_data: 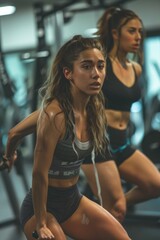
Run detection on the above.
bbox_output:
[82,161,125,209]
[61,196,130,240]
[119,150,160,187]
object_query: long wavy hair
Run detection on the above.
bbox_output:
[39,35,108,156]
[96,7,145,64]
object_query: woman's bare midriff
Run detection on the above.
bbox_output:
[48,176,79,188]
[105,109,130,129]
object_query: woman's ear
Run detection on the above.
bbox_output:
[63,67,72,80]
[112,29,119,40]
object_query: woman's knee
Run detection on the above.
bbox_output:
[103,196,127,223]
[23,216,36,240]
[146,180,160,198]
[111,199,127,222]
[24,213,67,240]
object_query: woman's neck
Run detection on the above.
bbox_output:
[109,48,129,68]
[72,91,90,114]
[109,53,129,69]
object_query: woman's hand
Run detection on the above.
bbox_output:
[1,151,17,172]
[0,156,10,171]
[36,226,55,239]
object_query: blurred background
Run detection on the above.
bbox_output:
[0,0,160,239]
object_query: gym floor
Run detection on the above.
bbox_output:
[0,160,160,240]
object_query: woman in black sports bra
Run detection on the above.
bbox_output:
[2,8,160,228]
[2,35,131,240]
[83,7,160,222]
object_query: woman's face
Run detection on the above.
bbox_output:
[69,48,106,96]
[118,18,143,54]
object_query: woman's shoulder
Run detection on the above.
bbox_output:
[131,61,142,77]
[45,100,63,116]
[39,100,65,131]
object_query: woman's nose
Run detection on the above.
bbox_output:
[92,67,99,78]
[136,31,141,40]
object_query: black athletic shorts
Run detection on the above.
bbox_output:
[83,126,135,166]
[108,126,136,166]
[20,184,82,229]
[83,145,112,164]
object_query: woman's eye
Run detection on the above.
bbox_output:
[98,64,105,70]
[83,65,91,69]
[139,29,143,35]
[82,62,105,70]
[129,29,135,34]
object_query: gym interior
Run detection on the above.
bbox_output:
[0,0,160,239]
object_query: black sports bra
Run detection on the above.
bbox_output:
[102,57,141,111]
[48,125,92,179]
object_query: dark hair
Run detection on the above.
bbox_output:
[39,35,107,155]
[96,7,144,64]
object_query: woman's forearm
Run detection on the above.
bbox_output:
[32,172,48,228]
[5,110,40,157]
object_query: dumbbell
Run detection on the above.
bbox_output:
[0,150,21,172]
[32,231,39,239]
[0,156,9,171]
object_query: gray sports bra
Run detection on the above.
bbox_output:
[48,126,92,179]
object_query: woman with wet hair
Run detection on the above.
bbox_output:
[2,35,131,240]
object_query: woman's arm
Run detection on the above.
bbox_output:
[4,110,40,170]
[32,104,64,238]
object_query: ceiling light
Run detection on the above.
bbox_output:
[0,5,16,16]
